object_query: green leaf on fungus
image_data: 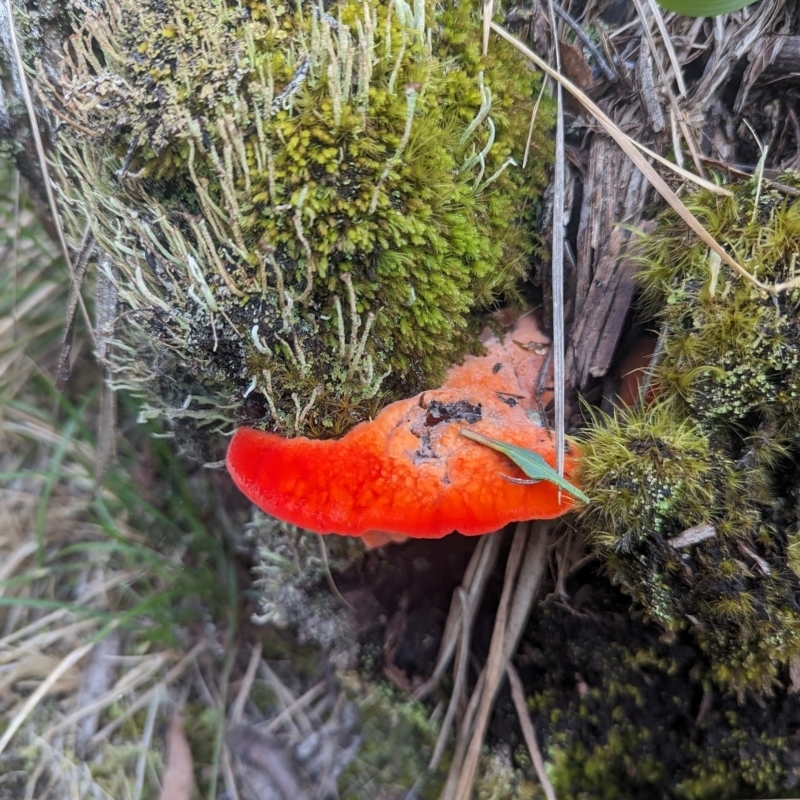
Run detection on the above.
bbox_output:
[653,0,754,16]
[459,428,590,504]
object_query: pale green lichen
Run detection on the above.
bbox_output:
[246,511,364,668]
[40,0,552,436]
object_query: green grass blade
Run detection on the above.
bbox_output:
[654,0,754,15]
[459,428,589,504]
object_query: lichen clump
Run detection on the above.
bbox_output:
[578,176,800,696]
[44,0,551,436]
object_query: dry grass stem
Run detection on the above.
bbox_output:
[0,639,97,755]
[2,1,96,349]
[261,680,328,734]
[547,0,567,479]
[489,22,796,297]
[87,639,211,748]
[46,651,170,740]
[231,642,263,724]
[507,662,557,800]
[416,533,503,701]
[429,587,474,771]
[440,520,552,800]
[135,692,161,800]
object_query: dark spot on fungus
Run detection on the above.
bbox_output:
[424,399,482,427]
[496,392,522,407]
[492,363,503,374]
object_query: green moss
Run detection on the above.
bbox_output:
[578,402,718,549]
[636,175,800,430]
[338,678,448,799]
[523,601,800,800]
[577,399,800,696]
[43,0,553,435]
[577,174,800,697]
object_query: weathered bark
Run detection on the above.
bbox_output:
[529,0,800,415]
[0,2,77,209]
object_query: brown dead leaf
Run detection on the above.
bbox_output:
[559,41,593,90]
[159,709,193,800]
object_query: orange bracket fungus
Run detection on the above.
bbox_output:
[227,311,585,542]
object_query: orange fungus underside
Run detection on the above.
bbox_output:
[226,310,582,539]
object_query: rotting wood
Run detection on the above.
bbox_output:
[526,0,800,413]
[563,137,649,397]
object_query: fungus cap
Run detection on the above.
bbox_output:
[227,385,581,539]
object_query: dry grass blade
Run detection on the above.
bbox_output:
[25,735,118,800]
[41,650,170,740]
[95,380,117,485]
[136,693,161,800]
[86,640,211,748]
[226,726,314,799]
[319,536,354,611]
[74,628,121,755]
[2,0,96,350]
[547,0,566,479]
[159,709,194,800]
[482,0,493,56]
[489,22,790,296]
[220,747,242,800]
[55,226,94,390]
[643,0,686,97]
[230,642,263,724]
[94,260,120,484]
[0,615,98,653]
[501,523,552,663]
[0,638,98,755]
[415,533,502,701]
[439,520,552,800]
[507,662,556,800]
[0,540,38,583]
[2,0,70,275]
[438,524,530,800]
[261,680,328,734]
[429,587,474,771]
[506,18,731,195]
[632,0,704,175]
[0,182,63,397]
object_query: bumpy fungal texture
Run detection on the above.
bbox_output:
[42,0,552,436]
[578,175,800,697]
[227,386,580,538]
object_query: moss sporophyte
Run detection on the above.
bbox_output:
[42,0,553,438]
